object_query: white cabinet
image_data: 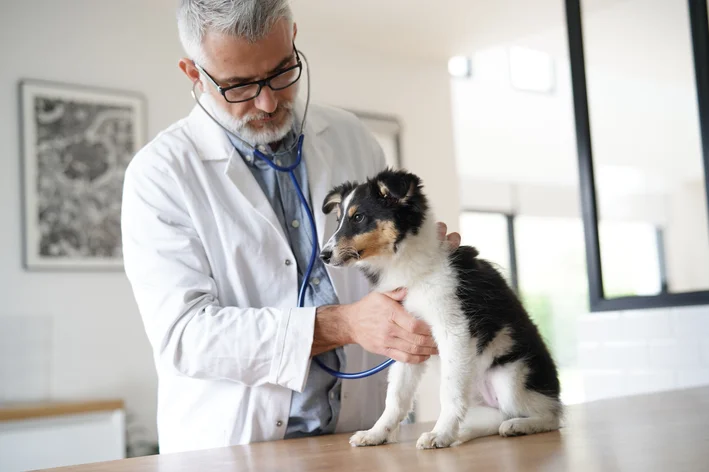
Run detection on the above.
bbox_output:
[0,401,125,471]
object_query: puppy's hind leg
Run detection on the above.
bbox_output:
[491,362,562,438]
[499,415,560,437]
[349,361,426,447]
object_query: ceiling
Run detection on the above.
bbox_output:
[291,0,629,60]
[293,0,707,192]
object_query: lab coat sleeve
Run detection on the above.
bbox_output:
[121,155,314,393]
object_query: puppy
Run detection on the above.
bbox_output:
[320,169,562,449]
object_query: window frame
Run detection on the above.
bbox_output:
[564,0,709,311]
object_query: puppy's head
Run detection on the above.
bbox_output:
[320,168,428,267]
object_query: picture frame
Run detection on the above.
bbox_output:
[19,79,147,271]
[349,109,403,169]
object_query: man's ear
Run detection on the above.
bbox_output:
[322,181,357,217]
[179,58,202,89]
[375,169,421,203]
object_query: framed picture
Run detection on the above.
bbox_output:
[19,79,147,270]
[349,110,403,169]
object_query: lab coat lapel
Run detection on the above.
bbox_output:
[187,103,289,247]
[224,152,289,247]
[301,118,333,252]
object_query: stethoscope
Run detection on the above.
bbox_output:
[191,49,394,380]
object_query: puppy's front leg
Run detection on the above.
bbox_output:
[417,335,473,449]
[349,361,427,447]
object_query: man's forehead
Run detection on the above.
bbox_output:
[201,20,293,79]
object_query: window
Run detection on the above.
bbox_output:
[598,221,665,298]
[458,211,514,287]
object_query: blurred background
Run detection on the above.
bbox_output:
[1,0,709,469]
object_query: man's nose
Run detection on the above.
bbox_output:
[320,248,332,264]
[255,87,277,114]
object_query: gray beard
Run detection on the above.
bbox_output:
[201,92,295,146]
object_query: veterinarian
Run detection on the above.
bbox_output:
[121,0,460,454]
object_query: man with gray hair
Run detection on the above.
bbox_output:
[122,0,458,452]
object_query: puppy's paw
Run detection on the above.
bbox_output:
[499,419,527,437]
[349,429,389,447]
[416,431,454,450]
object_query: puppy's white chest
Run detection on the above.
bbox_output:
[401,287,432,320]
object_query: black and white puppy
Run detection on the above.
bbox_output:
[320,169,562,449]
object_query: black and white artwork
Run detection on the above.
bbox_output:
[19,80,146,270]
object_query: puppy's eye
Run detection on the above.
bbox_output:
[353,213,365,223]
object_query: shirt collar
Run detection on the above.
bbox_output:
[188,98,329,162]
[226,115,301,170]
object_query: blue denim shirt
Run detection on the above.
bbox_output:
[226,128,346,438]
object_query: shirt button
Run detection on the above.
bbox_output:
[291,219,300,228]
[257,145,266,152]
[276,420,283,427]
[312,277,320,286]
[285,259,292,266]
[329,391,335,400]
[275,159,283,166]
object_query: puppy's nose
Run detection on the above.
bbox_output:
[320,249,333,264]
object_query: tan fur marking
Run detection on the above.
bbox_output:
[378,181,390,197]
[348,205,359,218]
[346,220,399,259]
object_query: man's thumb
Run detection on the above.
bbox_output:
[384,287,407,302]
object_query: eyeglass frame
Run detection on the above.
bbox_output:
[193,43,302,104]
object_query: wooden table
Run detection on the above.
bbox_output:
[38,387,709,472]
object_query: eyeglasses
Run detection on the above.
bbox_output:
[194,44,302,104]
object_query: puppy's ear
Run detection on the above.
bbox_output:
[322,190,343,215]
[375,169,422,203]
[322,181,357,216]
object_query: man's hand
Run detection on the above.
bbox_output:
[345,288,438,363]
[437,222,461,251]
[312,289,438,363]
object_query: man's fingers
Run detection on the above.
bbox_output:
[387,336,438,356]
[436,222,447,241]
[384,348,431,364]
[447,232,461,250]
[383,287,407,302]
[388,322,436,348]
[391,309,434,336]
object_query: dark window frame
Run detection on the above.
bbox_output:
[564,0,709,311]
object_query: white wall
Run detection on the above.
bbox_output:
[0,0,187,451]
[0,0,458,446]
[576,305,709,401]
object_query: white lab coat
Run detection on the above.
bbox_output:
[121,100,389,453]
